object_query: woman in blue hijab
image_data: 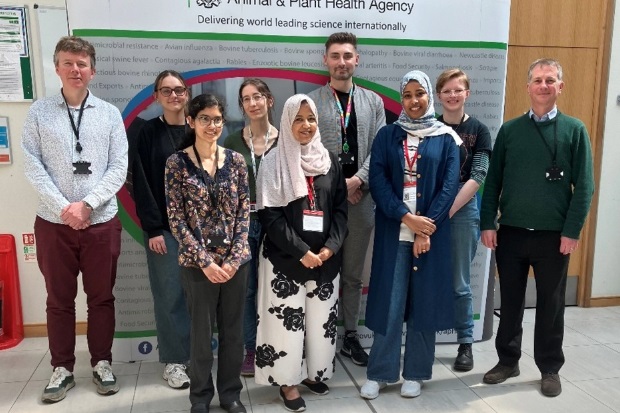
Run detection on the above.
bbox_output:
[360,71,461,400]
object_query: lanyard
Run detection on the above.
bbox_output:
[306,176,317,211]
[192,144,219,207]
[161,115,186,152]
[403,138,419,175]
[331,84,354,153]
[247,125,270,178]
[62,90,89,153]
[531,117,558,165]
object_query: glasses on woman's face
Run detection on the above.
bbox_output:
[241,94,265,105]
[196,115,224,127]
[157,87,187,97]
[439,89,467,97]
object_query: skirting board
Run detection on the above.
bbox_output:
[589,296,620,307]
[24,322,88,338]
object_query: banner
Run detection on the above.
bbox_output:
[66,0,510,360]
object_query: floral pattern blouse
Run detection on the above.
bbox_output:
[165,149,250,270]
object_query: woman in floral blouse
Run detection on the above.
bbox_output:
[255,94,348,412]
[165,93,250,413]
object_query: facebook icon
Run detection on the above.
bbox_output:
[138,341,153,355]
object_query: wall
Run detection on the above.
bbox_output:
[592,0,620,299]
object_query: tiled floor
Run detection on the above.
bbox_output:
[1,306,620,413]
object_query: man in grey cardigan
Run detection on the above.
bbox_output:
[308,32,386,366]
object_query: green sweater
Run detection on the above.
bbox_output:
[480,112,594,239]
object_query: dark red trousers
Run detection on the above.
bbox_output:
[35,216,121,371]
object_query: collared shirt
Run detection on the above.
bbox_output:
[22,91,128,225]
[528,106,558,122]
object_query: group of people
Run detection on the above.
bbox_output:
[22,30,593,413]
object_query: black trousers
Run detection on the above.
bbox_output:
[181,262,248,407]
[495,225,570,374]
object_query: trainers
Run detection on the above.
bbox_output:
[241,350,255,376]
[163,363,190,389]
[360,380,386,399]
[93,360,120,395]
[400,380,422,398]
[340,331,369,366]
[301,379,329,395]
[483,363,520,384]
[41,367,75,403]
[454,343,474,371]
[541,373,562,397]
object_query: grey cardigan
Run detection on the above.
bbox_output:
[308,83,386,189]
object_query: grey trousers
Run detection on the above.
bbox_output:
[341,191,375,331]
[180,262,248,407]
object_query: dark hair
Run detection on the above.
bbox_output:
[435,68,470,94]
[238,78,275,123]
[54,36,96,68]
[325,32,357,52]
[153,70,189,94]
[188,93,226,119]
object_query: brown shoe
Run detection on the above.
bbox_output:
[483,363,520,384]
[541,373,561,397]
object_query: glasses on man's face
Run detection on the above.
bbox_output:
[439,89,467,97]
[196,115,224,127]
[241,94,265,105]
[158,87,187,97]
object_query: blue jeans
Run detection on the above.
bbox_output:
[366,242,436,382]
[243,218,262,351]
[449,193,480,343]
[144,230,191,363]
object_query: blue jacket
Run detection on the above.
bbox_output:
[366,124,459,334]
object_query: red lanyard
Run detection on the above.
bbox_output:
[306,176,316,211]
[403,139,418,174]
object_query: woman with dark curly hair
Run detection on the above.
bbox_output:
[165,94,250,413]
[255,94,348,412]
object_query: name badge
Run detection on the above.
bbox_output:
[403,185,417,202]
[303,210,324,232]
[73,161,92,175]
[339,152,355,165]
[250,202,257,213]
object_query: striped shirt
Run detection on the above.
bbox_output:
[21,91,128,224]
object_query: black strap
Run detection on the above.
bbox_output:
[531,116,558,166]
[62,89,89,153]
[161,115,185,151]
[192,144,219,208]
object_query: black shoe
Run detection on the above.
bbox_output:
[190,403,209,413]
[483,363,520,384]
[454,343,474,371]
[220,400,247,413]
[279,386,306,412]
[301,379,329,395]
[340,331,369,366]
[541,373,562,397]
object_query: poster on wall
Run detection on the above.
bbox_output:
[66,0,510,360]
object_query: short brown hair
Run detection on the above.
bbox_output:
[435,68,470,94]
[54,36,96,68]
[325,32,357,52]
[528,58,563,82]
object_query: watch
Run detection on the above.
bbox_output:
[83,201,93,211]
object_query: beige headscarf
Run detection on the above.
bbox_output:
[256,94,331,209]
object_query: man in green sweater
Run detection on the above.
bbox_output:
[480,58,594,397]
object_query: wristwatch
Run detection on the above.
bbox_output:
[83,201,94,211]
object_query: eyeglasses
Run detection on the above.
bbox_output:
[157,87,187,97]
[439,89,467,97]
[241,94,265,105]
[196,115,224,127]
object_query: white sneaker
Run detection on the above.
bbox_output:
[163,363,190,389]
[400,380,422,398]
[93,360,119,395]
[360,380,387,399]
[41,367,75,403]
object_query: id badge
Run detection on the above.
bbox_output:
[73,161,92,174]
[339,152,355,165]
[250,202,257,213]
[545,166,564,181]
[403,184,417,202]
[303,210,324,232]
